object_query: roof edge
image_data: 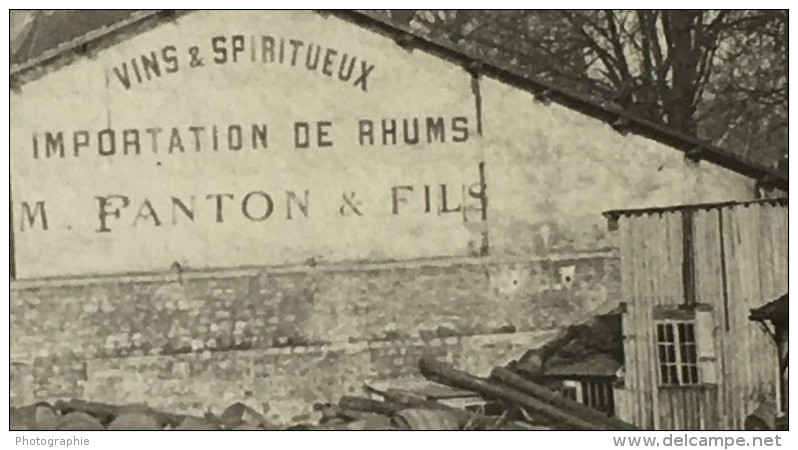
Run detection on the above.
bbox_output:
[9,9,789,191]
[328,11,787,191]
[603,197,788,222]
[10,10,167,75]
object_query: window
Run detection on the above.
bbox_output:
[581,379,615,417]
[561,380,579,401]
[656,321,699,386]
[559,379,615,417]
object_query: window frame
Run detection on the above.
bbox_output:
[558,378,616,417]
[655,320,700,387]
[561,379,580,402]
[580,378,615,417]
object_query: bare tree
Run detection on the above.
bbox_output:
[373,10,787,167]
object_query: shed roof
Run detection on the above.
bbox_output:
[603,197,788,229]
[544,353,622,378]
[749,293,789,325]
[514,308,624,379]
[9,9,788,191]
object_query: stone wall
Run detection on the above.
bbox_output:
[10,253,617,423]
[19,331,557,425]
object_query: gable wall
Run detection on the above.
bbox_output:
[10,11,760,424]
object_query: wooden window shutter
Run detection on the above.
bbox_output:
[695,309,717,384]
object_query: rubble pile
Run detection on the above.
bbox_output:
[11,356,638,430]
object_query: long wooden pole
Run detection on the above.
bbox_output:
[418,356,605,430]
[490,367,638,430]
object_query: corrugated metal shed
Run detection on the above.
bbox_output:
[606,198,787,430]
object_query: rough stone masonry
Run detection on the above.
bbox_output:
[10,255,618,423]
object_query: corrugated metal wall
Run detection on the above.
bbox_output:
[617,201,787,430]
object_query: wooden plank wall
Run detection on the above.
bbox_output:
[618,202,787,430]
[715,204,786,429]
[619,212,684,430]
[693,208,727,429]
[657,386,719,430]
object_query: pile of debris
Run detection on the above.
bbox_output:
[296,356,637,430]
[11,356,638,430]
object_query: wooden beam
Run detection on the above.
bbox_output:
[490,367,638,430]
[418,356,605,430]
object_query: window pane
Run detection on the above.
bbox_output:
[665,324,675,342]
[686,345,697,365]
[597,382,606,408]
[684,323,695,343]
[669,366,679,385]
[678,323,687,341]
[660,365,670,384]
[657,324,666,343]
[582,382,590,405]
[658,345,668,363]
[667,345,676,363]
[690,365,699,384]
[681,365,691,384]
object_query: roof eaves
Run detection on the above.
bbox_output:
[602,197,788,225]
[543,353,622,378]
[10,10,173,77]
[328,10,787,191]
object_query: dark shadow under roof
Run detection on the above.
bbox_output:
[512,308,624,379]
[544,353,622,378]
[9,10,789,191]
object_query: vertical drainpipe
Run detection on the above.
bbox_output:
[469,64,488,257]
[9,75,16,280]
[717,211,730,331]
[10,178,16,280]
[681,209,696,306]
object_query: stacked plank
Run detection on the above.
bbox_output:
[299,356,638,430]
[307,388,539,430]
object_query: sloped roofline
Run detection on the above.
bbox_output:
[10,10,163,74]
[603,197,787,220]
[9,9,787,191]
